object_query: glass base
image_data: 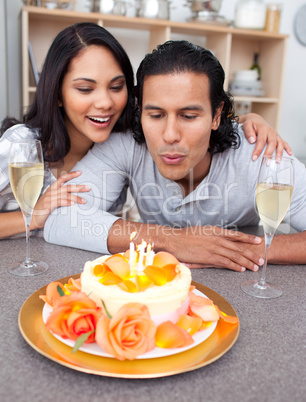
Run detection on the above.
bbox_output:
[8,260,48,277]
[241,279,283,299]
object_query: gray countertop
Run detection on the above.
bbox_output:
[0,235,305,402]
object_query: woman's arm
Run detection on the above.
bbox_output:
[0,171,90,238]
[239,113,292,161]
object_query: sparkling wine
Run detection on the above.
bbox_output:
[9,162,44,215]
[256,183,293,235]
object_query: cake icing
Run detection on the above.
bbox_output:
[81,253,192,323]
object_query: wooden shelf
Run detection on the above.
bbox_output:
[22,6,288,129]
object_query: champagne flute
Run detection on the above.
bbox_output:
[241,155,294,298]
[8,139,48,276]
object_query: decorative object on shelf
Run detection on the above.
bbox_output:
[234,101,252,116]
[250,52,261,80]
[264,3,282,33]
[99,0,127,15]
[37,0,76,9]
[136,0,170,20]
[99,0,114,13]
[28,41,39,85]
[229,70,265,97]
[23,1,40,5]
[112,0,127,15]
[234,0,267,30]
[186,0,230,25]
[294,3,306,46]
[75,0,94,12]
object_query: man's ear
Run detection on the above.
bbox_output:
[212,102,224,130]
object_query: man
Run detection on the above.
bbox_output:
[44,41,306,271]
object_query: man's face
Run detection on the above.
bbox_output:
[141,72,222,188]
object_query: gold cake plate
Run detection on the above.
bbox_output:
[18,275,240,378]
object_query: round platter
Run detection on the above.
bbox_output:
[18,275,240,378]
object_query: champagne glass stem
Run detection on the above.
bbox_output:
[23,213,32,266]
[259,233,273,286]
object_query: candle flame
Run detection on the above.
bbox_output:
[130,231,136,242]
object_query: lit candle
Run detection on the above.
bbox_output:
[145,242,154,266]
[129,232,137,276]
[137,240,147,272]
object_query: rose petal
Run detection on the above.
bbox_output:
[104,255,130,279]
[93,263,110,277]
[117,280,138,293]
[136,273,153,291]
[144,265,167,286]
[177,314,203,335]
[215,306,239,324]
[67,277,82,291]
[163,264,178,282]
[189,292,214,307]
[190,304,220,322]
[99,271,123,285]
[155,321,194,348]
[39,282,66,306]
[153,251,179,268]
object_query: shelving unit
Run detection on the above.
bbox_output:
[22,6,288,129]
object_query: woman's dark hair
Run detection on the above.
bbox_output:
[133,40,239,154]
[1,22,135,162]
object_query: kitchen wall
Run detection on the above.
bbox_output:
[1,0,306,158]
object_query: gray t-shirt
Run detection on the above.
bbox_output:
[44,127,306,253]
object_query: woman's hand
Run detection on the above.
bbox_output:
[31,171,90,230]
[239,113,292,161]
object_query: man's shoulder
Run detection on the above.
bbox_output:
[94,130,142,151]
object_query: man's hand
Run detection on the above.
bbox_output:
[239,113,292,161]
[31,171,90,230]
[167,226,264,272]
[108,221,265,272]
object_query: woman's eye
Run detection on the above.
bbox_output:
[111,85,125,92]
[77,87,93,93]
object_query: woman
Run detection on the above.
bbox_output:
[0,22,290,239]
[0,22,134,238]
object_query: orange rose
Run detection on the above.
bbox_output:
[39,281,67,306]
[95,303,156,361]
[45,292,101,343]
[40,278,81,306]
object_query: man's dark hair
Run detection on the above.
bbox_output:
[133,40,239,154]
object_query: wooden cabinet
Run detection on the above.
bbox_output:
[22,5,288,129]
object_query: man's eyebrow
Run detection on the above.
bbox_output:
[72,75,125,83]
[143,104,204,111]
[143,105,163,110]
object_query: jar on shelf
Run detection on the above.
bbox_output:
[265,3,282,33]
[234,0,267,30]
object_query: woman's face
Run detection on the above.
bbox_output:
[60,45,128,147]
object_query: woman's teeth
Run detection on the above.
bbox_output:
[89,116,110,123]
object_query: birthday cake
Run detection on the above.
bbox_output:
[81,246,192,325]
[41,237,238,361]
